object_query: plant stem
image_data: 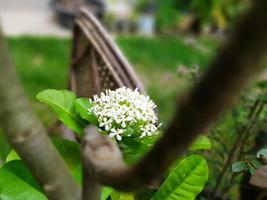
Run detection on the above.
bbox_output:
[82,128,101,200]
[82,166,101,200]
[211,99,263,198]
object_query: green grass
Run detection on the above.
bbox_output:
[117,36,216,71]
[6,35,217,125]
[117,36,217,121]
[7,37,71,98]
[7,37,71,126]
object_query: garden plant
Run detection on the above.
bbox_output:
[1,1,267,200]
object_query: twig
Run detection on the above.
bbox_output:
[237,101,265,159]
[211,99,263,197]
[82,126,101,200]
[82,0,267,192]
[219,101,265,198]
[82,126,132,191]
[82,166,101,200]
[0,28,81,200]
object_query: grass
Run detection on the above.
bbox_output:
[6,35,217,125]
[117,36,216,71]
[117,36,217,121]
[7,37,71,98]
[7,37,71,126]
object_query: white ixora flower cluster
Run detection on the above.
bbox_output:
[89,87,161,141]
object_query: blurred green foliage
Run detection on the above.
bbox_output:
[7,37,70,98]
[7,37,71,127]
[156,0,251,32]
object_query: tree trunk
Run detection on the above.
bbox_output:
[0,28,80,200]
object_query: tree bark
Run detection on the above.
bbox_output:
[0,28,81,200]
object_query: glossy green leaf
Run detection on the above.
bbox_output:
[102,187,113,200]
[134,189,154,200]
[36,89,86,134]
[189,135,212,151]
[232,161,247,172]
[73,164,82,183]
[75,98,98,125]
[6,150,20,162]
[0,160,47,200]
[6,138,81,177]
[111,191,134,200]
[51,137,81,174]
[4,139,112,199]
[151,155,209,200]
[121,135,159,164]
[121,138,148,164]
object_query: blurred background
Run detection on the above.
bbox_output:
[2,0,267,199]
[0,0,250,36]
[0,0,251,121]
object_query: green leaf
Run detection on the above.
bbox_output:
[121,135,157,164]
[6,138,81,178]
[6,150,20,162]
[75,98,98,125]
[134,189,154,200]
[0,160,47,200]
[232,161,247,172]
[51,137,81,175]
[250,158,263,169]
[257,146,267,158]
[121,139,146,164]
[111,191,134,200]
[73,164,82,183]
[151,155,208,200]
[102,187,113,200]
[249,166,257,174]
[51,138,113,199]
[246,157,263,175]
[36,89,86,134]
[4,139,112,199]
[189,135,212,151]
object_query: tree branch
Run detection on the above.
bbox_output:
[82,126,134,191]
[82,166,101,200]
[0,28,81,200]
[82,126,104,200]
[82,0,267,192]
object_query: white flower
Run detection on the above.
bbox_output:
[99,117,112,131]
[109,128,123,141]
[89,86,161,141]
